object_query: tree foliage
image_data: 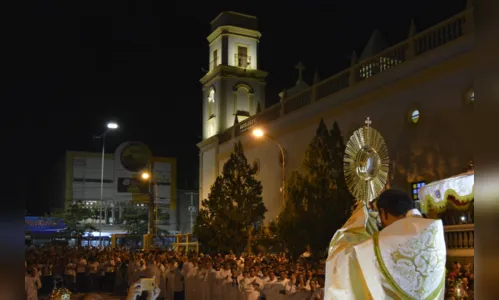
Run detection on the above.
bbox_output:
[122,207,149,235]
[194,141,267,254]
[51,201,97,236]
[275,119,355,258]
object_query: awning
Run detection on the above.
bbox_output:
[418,171,474,213]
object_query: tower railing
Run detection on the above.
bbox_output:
[210,59,220,71]
[214,8,473,143]
[234,54,252,69]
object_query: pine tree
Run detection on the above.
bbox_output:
[276,119,354,258]
[194,141,267,253]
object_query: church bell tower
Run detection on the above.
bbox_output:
[200,11,268,140]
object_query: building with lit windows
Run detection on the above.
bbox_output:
[198,6,474,222]
[51,141,179,235]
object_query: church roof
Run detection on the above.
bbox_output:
[360,30,388,60]
[211,11,258,31]
[279,61,310,101]
[287,81,310,96]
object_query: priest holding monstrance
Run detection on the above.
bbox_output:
[325,118,446,299]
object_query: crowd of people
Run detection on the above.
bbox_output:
[25,244,326,300]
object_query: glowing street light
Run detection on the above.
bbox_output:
[251,127,286,208]
[107,122,119,129]
[141,172,151,180]
[252,128,264,138]
[94,121,119,246]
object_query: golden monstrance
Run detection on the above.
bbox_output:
[343,117,389,205]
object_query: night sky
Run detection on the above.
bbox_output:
[19,0,465,214]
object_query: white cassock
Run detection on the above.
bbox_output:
[261,278,278,299]
[146,264,161,291]
[165,267,175,300]
[241,277,263,300]
[325,205,446,300]
[159,264,167,299]
[25,275,41,300]
[199,269,210,300]
[265,279,288,300]
[206,269,218,300]
[223,277,242,300]
[185,266,197,300]
[217,269,232,300]
[182,261,193,299]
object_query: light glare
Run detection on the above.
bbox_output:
[107,122,119,129]
[253,128,264,138]
[141,172,151,180]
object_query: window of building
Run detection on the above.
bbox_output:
[411,180,425,201]
[73,157,86,166]
[208,89,215,118]
[212,49,218,69]
[236,46,249,68]
[411,109,420,124]
[236,86,250,114]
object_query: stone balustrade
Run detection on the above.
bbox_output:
[444,223,474,258]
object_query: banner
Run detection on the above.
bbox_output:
[25,217,66,232]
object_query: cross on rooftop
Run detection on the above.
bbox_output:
[295,61,305,83]
[365,117,372,127]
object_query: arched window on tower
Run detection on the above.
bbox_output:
[208,89,216,119]
[236,86,250,113]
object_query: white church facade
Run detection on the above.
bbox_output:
[198,7,474,225]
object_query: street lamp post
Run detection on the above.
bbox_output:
[141,171,158,247]
[252,128,286,208]
[95,122,118,246]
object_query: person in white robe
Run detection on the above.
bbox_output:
[223,269,242,300]
[166,261,176,300]
[181,257,193,299]
[146,259,162,294]
[240,269,263,300]
[265,271,289,300]
[325,189,447,300]
[25,264,42,300]
[198,262,211,300]
[217,263,232,300]
[158,259,167,300]
[185,260,198,300]
[206,262,219,300]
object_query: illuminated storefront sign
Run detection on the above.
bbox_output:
[25,217,66,232]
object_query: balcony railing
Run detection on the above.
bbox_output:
[235,54,251,69]
[444,223,474,257]
[214,8,473,143]
[210,59,220,71]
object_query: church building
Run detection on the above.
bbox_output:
[197,7,474,224]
